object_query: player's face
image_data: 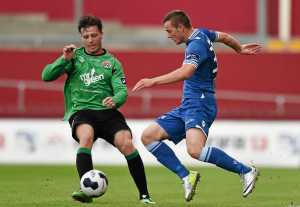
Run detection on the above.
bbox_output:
[80,26,103,55]
[164,20,185,45]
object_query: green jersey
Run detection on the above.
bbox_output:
[42,47,128,120]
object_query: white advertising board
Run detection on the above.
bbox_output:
[0,119,299,167]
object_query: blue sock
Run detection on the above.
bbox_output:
[146,141,189,179]
[199,146,251,174]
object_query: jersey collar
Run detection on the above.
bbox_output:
[186,29,200,45]
[84,48,107,56]
[188,29,200,40]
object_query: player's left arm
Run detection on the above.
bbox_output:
[215,32,262,55]
[104,59,128,108]
[132,64,196,92]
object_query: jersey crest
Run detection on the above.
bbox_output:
[101,60,112,69]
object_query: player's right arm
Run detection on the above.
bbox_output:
[41,44,76,81]
[132,64,196,92]
[215,32,261,55]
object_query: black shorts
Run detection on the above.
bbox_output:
[68,109,131,145]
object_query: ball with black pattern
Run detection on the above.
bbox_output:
[80,169,108,197]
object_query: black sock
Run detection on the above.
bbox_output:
[76,147,93,179]
[126,150,150,199]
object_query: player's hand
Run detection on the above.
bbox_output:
[63,44,76,60]
[239,43,262,55]
[132,78,155,92]
[102,97,116,108]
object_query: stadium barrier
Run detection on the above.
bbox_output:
[0,119,299,167]
[1,79,300,119]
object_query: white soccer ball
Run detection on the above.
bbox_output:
[80,169,108,197]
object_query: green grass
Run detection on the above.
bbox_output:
[0,165,299,207]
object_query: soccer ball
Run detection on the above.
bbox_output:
[80,169,108,197]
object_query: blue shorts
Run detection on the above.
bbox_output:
[156,93,217,144]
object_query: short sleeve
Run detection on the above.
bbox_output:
[200,28,218,42]
[183,41,208,68]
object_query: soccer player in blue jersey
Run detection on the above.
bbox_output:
[132,10,261,202]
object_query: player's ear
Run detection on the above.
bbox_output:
[177,24,185,32]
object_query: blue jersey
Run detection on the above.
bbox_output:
[183,28,218,97]
[156,29,219,140]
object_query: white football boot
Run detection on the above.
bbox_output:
[182,171,200,202]
[241,166,259,197]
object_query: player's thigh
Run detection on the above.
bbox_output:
[184,97,216,137]
[155,111,186,144]
[183,97,216,157]
[76,124,95,147]
[99,110,132,146]
[76,124,94,139]
[69,110,96,146]
[141,122,170,145]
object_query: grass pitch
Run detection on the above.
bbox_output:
[0,165,299,207]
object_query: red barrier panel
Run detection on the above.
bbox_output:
[292,0,300,36]
[267,0,300,36]
[267,0,278,36]
[1,49,300,91]
[2,49,299,93]
[217,52,300,94]
[84,0,256,33]
[0,0,74,20]
[1,0,300,35]
[0,49,68,82]
[0,49,299,119]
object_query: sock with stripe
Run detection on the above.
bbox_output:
[199,146,251,174]
[146,141,189,179]
[76,147,93,179]
[125,150,150,199]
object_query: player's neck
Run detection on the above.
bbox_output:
[85,47,105,56]
[185,27,195,42]
[187,28,196,38]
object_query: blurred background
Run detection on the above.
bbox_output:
[0,0,300,167]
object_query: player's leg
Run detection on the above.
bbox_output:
[142,120,199,202]
[184,95,258,198]
[142,122,189,180]
[186,128,258,197]
[69,111,95,203]
[72,124,95,202]
[75,124,94,178]
[113,129,155,204]
[103,110,154,204]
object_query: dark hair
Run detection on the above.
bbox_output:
[163,10,192,28]
[78,15,103,33]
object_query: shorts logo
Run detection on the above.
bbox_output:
[102,60,112,69]
[202,120,206,128]
[71,119,75,128]
[186,119,194,124]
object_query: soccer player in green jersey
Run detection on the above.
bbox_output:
[42,16,155,204]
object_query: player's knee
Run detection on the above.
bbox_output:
[141,124,163,145]
[76,124,94,147]
[141,129,155,145]
[78,136,93,148]
[77,132,94,148]
[187,147,201,159]
[120,139,135,155]
[115,130,135,155]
